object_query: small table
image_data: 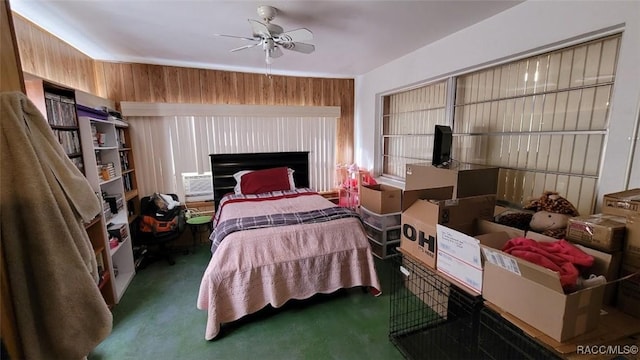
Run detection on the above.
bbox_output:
[186,215,213,252]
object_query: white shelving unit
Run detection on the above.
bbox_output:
[77,93,135,303]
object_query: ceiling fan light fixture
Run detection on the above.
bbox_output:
[257,5,277,22]
[215,5,315,68]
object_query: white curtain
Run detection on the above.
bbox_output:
[128,114,337,200]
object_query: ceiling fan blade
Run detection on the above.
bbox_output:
[248,19,271,37]
[281,42,315,54]
[230,42,260,52]
[214,33,257,41]
[276,28,313,43]
[270,46,284,58]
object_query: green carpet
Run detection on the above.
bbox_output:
[89,245,404,360]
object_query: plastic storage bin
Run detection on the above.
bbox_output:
[368,239,399,259]
[359,206,401,229]
[363,222,401,243]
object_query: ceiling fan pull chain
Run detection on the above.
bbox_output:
[264,60,272,78]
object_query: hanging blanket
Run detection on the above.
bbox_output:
[1,92,112,359]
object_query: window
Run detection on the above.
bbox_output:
[382,80,449,179]
[121,103,340,200]
[380,34,621,215]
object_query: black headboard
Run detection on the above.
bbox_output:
[209,151,310,208]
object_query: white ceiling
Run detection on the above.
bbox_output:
[11,0,523,78]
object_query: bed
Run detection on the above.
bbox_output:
[196,151,382,340]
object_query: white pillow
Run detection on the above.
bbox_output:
[233,170,253,194]
[288,169,296,189]
[233,168,296,194]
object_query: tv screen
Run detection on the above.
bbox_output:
[432,125,452,166]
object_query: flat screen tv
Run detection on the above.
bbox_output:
[432,125,452,166]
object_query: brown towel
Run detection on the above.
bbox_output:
[1,91,112,359]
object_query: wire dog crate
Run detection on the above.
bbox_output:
[478,307,562,360]
[389,253,483,359]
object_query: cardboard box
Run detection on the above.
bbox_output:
[435,221,523,294]
[526,230,621,306]
[436,242,483,294]
[485,302,640,356]
[401,186,453,212]
[481,231,611,342]
[617,263,640,318]
[602,189,640,218]
[404,162,499,198]
[623,215,640,267]
[566,213,626,252]
[478,218,527,239]
[400,193,496,269]
[359,184,402,214]
[428,221,622,339]
[593,250,622,307]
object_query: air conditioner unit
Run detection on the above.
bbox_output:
[182,172,213,202]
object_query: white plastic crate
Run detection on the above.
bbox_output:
[360,206,401,229]
[363,222,401,243]
[368,239,400,259]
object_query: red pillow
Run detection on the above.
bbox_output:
[240,167,291,194]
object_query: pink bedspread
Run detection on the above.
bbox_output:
[196,193,382,340]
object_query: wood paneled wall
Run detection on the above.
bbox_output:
[12,13,355,164]
[13,13,98,95]
[103,64,354,163]
[1,0,24,92]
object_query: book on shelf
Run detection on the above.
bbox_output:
[44,92,77,127]
[97,162,116,181]
[91,123,98,146]
[123,173,133,192]
[96,252,105,276]
[119,151,130,171]
[107,223,128,242]
[53,129,81,155]
[107,162,116,178]
[70,157,84,173]
[116,128,127,148]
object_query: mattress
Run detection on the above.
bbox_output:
[196,189,381,340]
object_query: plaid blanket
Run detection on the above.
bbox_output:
[213,188,318,227]
[210,206,361,255]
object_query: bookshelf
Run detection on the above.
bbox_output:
[76,91,136,303]
[24,78,84,173]
[85,216,115,307]
[24,77,138,305]
[116,124,140,226]
[24,77,119,307]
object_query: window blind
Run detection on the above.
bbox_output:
[127,114,337,200]
[380,34,620,215]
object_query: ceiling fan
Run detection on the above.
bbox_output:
[215,5,315,65]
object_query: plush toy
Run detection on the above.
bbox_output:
[494,208,535,231]
[495,191,580,239]
[523,191,580,239]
